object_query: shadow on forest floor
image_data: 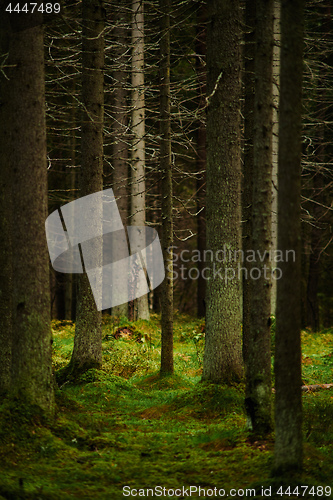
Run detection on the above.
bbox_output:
[0,313,333,499]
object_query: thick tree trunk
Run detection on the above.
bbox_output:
[274,0,304,475]
[112,0,129,318]
[202,0,243,384]
[69,0,105,376]
[245,0,274,436]
[4,24,54,415]
[131,0,149,321]
[159,0,174,375]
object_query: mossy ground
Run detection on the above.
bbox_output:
[0,314,333,499]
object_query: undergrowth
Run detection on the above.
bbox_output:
[0,314,332,499]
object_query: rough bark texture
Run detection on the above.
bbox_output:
[111,0,129,318]
[69,0,105,376]
[160,0,174,375]
[202,0,243,384]
[196,2,207,319]
[274,0,304,475]
[131,0,149,320]
[0,24,12,394]
[242,0,256,370]
[245,0,274,436]
[271,0,280,316]
[5,24,54,415]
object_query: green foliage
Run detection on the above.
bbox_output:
[301,330,333,384]
[1,318,333,498]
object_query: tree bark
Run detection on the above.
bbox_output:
[4,23,54,415]
[159,0,174,375]
[64,83,77,321]
[270,0,280,316]
[245,0,274,436]
[0,22,12,395]
[69,0,105,376]
[202,0,243,384]
[111,0,129,318]
[242,0,256,371]
[274,0,304,475]
[131,0,149,321]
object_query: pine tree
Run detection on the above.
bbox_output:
[159,0,174,375]
[274,0,304,475]
[3,20,54,415]
[202,0,243,384]
[68,0,105,377]
[245,0,274,436]
[130,0,150,320]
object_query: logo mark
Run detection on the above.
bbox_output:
[45,189,165,311]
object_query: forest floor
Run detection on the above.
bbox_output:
[0,313,333,499]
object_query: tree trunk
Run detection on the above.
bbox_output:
[111,0,129,318]
[274,0,304,475]
[159,0,174,375]
[196,2,207,319]
[0,25,12,395]
[242,0,256,370]
[202,0,243,384]
[69,0,105,376]
[271,0,280,316]
[5,23,54,415]
[65,84,77,321]
[245,0,274,436]
[131,0,149,321]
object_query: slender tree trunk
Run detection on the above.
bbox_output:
[242,0,256,370]
[274,0,304,475]
[112,0,129,318]
[69,0,105,376]
[159,0,173,375]
[5,23,54,415]
[65,84,77,321]
[131,0,149,320]
[202,0,243,384]
[0,26,12,394]
[0,173,12,394]
[196,2,207,319]
[271,0,280,316]
[245,0,274,436]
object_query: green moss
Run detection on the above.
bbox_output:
[1,318,333,498]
